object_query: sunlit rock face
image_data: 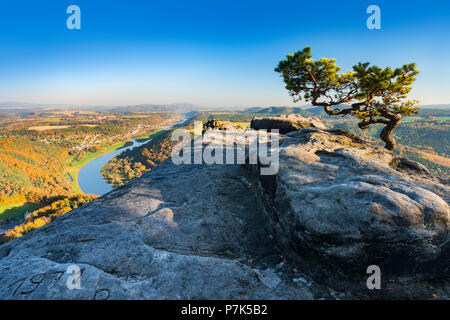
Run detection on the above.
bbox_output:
[246,126,449,286]
[251,114,326,134]
[202,118,235,133]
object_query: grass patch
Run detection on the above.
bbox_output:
[136,129,166,142]
[0,202,42,221]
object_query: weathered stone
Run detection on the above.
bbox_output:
[245,127,450,287]
[0,139,314,300]
[202,119,235,133]
[251,114,326,134]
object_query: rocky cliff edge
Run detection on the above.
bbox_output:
[0,118,448,299]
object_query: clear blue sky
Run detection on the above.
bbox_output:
[0,0,449,107]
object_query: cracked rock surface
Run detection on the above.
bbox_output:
[0,157,316,299]
[245,127,449,296]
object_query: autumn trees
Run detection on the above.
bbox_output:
[275,46,420,150]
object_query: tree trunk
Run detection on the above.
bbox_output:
[380,115,402,151]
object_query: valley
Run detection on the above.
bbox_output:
[0,106,182,236]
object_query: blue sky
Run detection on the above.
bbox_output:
[0,0,449,107]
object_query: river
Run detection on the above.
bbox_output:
[77,118,190,196]
[77,137,152,195]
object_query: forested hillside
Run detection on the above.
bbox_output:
[0,110,179,206]
[101,129,181,186]
[1,194,97,243]
[0,137,71,205]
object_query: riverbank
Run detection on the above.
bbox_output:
[98,117,192,188]
[135,128,165,142]
[75,128,172,195]
[64,126,178,194]
[0,126,177,220]
[64,140,134,194]
[0,138,142,223]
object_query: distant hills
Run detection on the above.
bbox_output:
[419,104,450,110]
[241,105,450,118]
[1,102,449,117]
[0,103,199,116]
[108,103,198,114]
[242,106,323,117]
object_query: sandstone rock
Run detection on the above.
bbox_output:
[202,119,235,133]
[251,114,326,134]
[0,138,314,300]
[245,127,450,287]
